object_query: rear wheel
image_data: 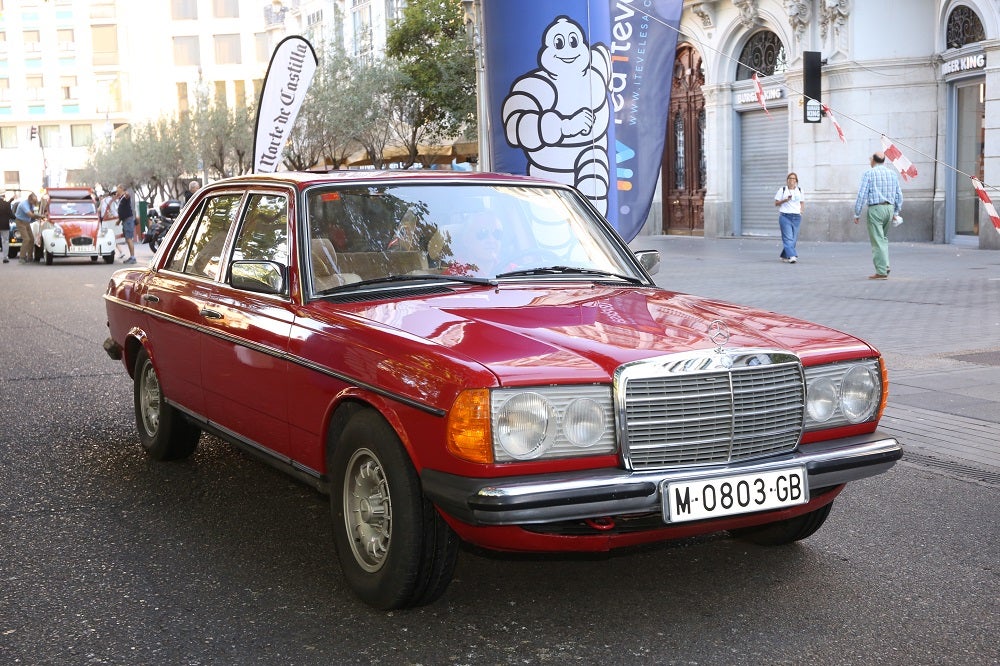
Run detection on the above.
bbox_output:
[730,502,833,546]
[149,236,160,253]
[133,348,200,461]
[329,410,458,609]
[91,255,99,262]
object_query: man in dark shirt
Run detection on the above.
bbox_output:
[0,195,14,263]
[116,184,136,264]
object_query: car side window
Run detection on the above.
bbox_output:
[231,194,289,265]
[166,194,242,279]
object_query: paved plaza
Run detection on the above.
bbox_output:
[631,234,1000,478]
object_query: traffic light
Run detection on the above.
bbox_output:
[803,51,822,123]
[30,126,38,140]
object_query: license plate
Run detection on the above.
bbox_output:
[663,467,808,523]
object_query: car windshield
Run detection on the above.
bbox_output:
[305,183,645,295]
[49,201,97,216]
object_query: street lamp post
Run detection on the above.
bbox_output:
[462,0,490,171]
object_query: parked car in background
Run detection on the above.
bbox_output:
[103,170,902,610]
[40,187,117,264]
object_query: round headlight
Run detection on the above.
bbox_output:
[496,393,555,460]
[841,365,880,423]
[563,398,607,448]
[807,377,838,423]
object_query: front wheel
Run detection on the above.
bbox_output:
[730,501,833,546]
[103,253,115,264]
[133,348,200,461]
[329,410,458,610]
[149,236,160,253]
[45,250,53,265]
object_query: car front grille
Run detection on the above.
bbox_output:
[617,351,804,470]
[70,237,94,247]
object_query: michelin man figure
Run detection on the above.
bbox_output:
[502,16,612,216]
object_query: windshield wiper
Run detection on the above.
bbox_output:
[319,273,497,295]
[495,266,645,285]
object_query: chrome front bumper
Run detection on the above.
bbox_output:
[421,432,902,526]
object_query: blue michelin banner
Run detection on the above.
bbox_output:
[482,0,682,241]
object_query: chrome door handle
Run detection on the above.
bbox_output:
[142,294,160,304]
[199,308,223,320]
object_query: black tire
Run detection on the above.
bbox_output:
[91,255,99,262]
[149,236,160,253]
[45,250,53,265]
[133,348,200,461]
[103,253,115,264]
[329,410,458,610]
[731,501,834,546]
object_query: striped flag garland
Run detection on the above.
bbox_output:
[822,105,846,143]
[881,135,918,181]
[752,73,770,116]
[971,177,1000,233]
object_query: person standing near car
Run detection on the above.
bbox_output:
[181,180,200,207]
[14,192,45,264]
[0,194,14,263]
[774,172,804,263]
[116,184,137,264]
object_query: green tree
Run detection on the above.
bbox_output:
[385,0,476,151]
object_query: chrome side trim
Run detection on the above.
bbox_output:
[421,432,902,526]
[105,293,446,417]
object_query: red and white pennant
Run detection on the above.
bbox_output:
[752,73,770,117]
[881,136,918,181]
[971,177,1000,234]
[822,105,846,143]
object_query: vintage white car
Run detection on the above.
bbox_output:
[40,187,117,264]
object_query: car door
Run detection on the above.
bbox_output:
[196,191,295,459]
[137,193,246,417]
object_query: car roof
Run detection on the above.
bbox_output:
[45,187,95,200]
[206,170,559,191]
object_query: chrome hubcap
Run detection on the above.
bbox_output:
[139,363,161,435]
[343,449,391,572]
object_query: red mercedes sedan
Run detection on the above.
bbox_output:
[103,171,902,609]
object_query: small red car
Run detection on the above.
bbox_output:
[41,187,117,264]
[103,171,901,609]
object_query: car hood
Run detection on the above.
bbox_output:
[341,284,876,385]
[49,217,102,238]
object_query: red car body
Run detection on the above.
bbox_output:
[103,171,901,609]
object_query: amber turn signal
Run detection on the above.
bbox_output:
[447,389,494,464]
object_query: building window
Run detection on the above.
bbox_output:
[214,81,227,106]
[26,75,44,101]
[70,124,93,147]
[213,0,238,19]
[1,126,17,149]
[255,32,269,62]
[61,76,78,100]
[171,0,197,20]
[4,171,20,186]
[57,28,75,52]
[23,30,41,54]
[946,6,985,49]
[40,125,60,148]
[0,77,9,104]
[0,31,7,56]
[234,79,246,108]
[214,34,241,64]
[352,2,373,61]
[177,82,190,118]
[173,36,200,66]
[92,25,119,66]
[735,31,786,80]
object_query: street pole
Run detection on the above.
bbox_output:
[463,0,490,172]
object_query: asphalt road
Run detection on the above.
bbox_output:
[1,248,998,665]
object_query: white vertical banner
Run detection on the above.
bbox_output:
[252,35,318,173]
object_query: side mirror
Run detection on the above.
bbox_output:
[634,249,660,276]
[230,260,286,294]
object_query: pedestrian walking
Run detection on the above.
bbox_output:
[774,172,804,263]
[0,194,15,263]
[853,151,902,279]
[116,184,137,264]
[13,192,45,264]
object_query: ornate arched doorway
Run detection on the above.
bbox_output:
[662,43,705,235]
